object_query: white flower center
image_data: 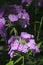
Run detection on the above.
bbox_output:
[22,16,25,19]
[24,25,27,28]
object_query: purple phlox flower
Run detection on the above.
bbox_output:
[10,51,14,58]
[13,5,23,13]
[22,44,28,53]
[0,7,6,17]
[8,32,40,58]
[35,46,40,53]
[8,35,20,44]
[20,32,34,39]
[27,39,36,47]
[8,5,30,28]
[18,10,30,28]
[8,36,14,44]
[0,27,7,38]
[8,14,19,22]
[11,40,19,50]
[8,50,14,58]
[7,5,23,23]
[18,43,24,51]
[0,7,6,28]
[0,17,6,29]
[8,5,23,14]
[21,0,32,4]
[27,39,40,53]
[8,40,19,58]
[38,0,43,7]
[0,17,6,38]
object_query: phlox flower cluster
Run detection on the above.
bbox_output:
[0,0,40,58]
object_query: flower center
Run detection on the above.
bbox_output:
[15,37,27,45]
[18,38,26,45]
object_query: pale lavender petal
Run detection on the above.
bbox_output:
[8,14,18,22]
[29,39,36,44]
[38,0,43,7]
[9,51,14,58]
[0,7,5,17]
[27,39,40,53]
[22,45,28,53]
[0,27,7,38]
[18,10,30,28]
[8,36,14,44]
[27,39,36,48]
[0,17,6,38]
[22,48,28,53]
[11,41,19,50]
[35,46,40,53]
[21,32,34,39]
[21,0,32,3]
[18,44,23,51]
[0,17,6,28]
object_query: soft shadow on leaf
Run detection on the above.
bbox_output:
[6,60,13,65]
[37,42,42,48]
[14,56,22,65]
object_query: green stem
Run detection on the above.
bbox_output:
[37,17,43,41]
[13,28,18,35]
[21,56,24,65]
[22,56,24,65]
[34,22,36,37]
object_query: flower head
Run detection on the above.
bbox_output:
[21,32,34,39]
[8,14,19,22]
[0,7,5,17]
[0,17,6,29]
[18,43,24,51]
[0,17,6,38]
[38,0,43,7]
[18,10,30,28]
[8,5,30,28]
[8,32,40,58]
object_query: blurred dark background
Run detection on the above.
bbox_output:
[0,0,43,65]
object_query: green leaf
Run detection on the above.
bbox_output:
[6,60,13,65]
[21,64,23,65]
[28,51,32,55]
[10,28,14,35]
[10,28,17,35]
[14,56,22,64]
[13,28,17,35]
[0,38,4,42]
[37,42,42,48]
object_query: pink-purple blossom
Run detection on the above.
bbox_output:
[21,0,32,4]
[0,7,7,38]
[8,32,40,58]
[38,0,43,7]
[18,10,30,28]
[0,7,5,17]
[8,5,30,28]
[0,17,6,38]
[22,44,28,53]
[11,41,19,50]
[8,50,14,58]
[21,32,34,39]
[18,43,24,51]
[0,17,6,29]
[8,14,19,22]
